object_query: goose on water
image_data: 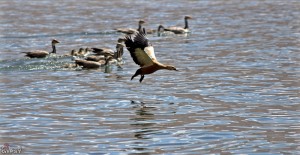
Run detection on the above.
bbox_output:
[116,20,145,34]
[161,16,192,34]
[75,56,114,69]
[22,39,59,58]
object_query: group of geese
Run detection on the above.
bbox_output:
[116,15,192,35]
[22,16,192,82]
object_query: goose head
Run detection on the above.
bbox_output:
[85,47,92,51]
[158,24,165,29]
[158,25,165,32]
[165,65,178,71]
[139,20,146,25]
[117,37,126,44]
[70,49,76,56]
[78,48,85,54]
[52,39,60,45]
[51,39,59,53]
[184,15,192,20]
[116,43,125,49]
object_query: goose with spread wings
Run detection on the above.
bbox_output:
[124,29,177,82]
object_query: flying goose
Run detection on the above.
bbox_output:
[124,29,177,82]
[163,16,192,34]
[22,39,59,58]
[116,20,146,34]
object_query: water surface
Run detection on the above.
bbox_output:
[0,0,299,154]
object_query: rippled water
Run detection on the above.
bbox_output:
[1,0,299,154]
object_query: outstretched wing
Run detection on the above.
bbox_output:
[124,30,157,67]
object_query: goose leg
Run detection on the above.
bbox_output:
[131,74,138,80]
[139,75,145,83]
[131,69,141,81]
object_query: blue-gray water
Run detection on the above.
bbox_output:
[0,0,299,154]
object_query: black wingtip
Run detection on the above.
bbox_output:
[124,28,149,50]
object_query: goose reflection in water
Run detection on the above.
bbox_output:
[130,101,157,139]
[129,101,157,153]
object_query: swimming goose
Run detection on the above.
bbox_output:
[91,47,115,57]
[22,39,59,58]
[137,20,146,32]
[75,59,103,69]
[85,55,105,62]
[79,48,91,56]
[124,29,177,82]
[157,25,175,36]
[116,20,145,34]
[70,49,77,56]
[115,43,125,62]
[163,16,192,34]
[88,43,124,63]
[75,56,113,69]
[76,48,86,56]
[91,37,125,57]
[67,48,87,57]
